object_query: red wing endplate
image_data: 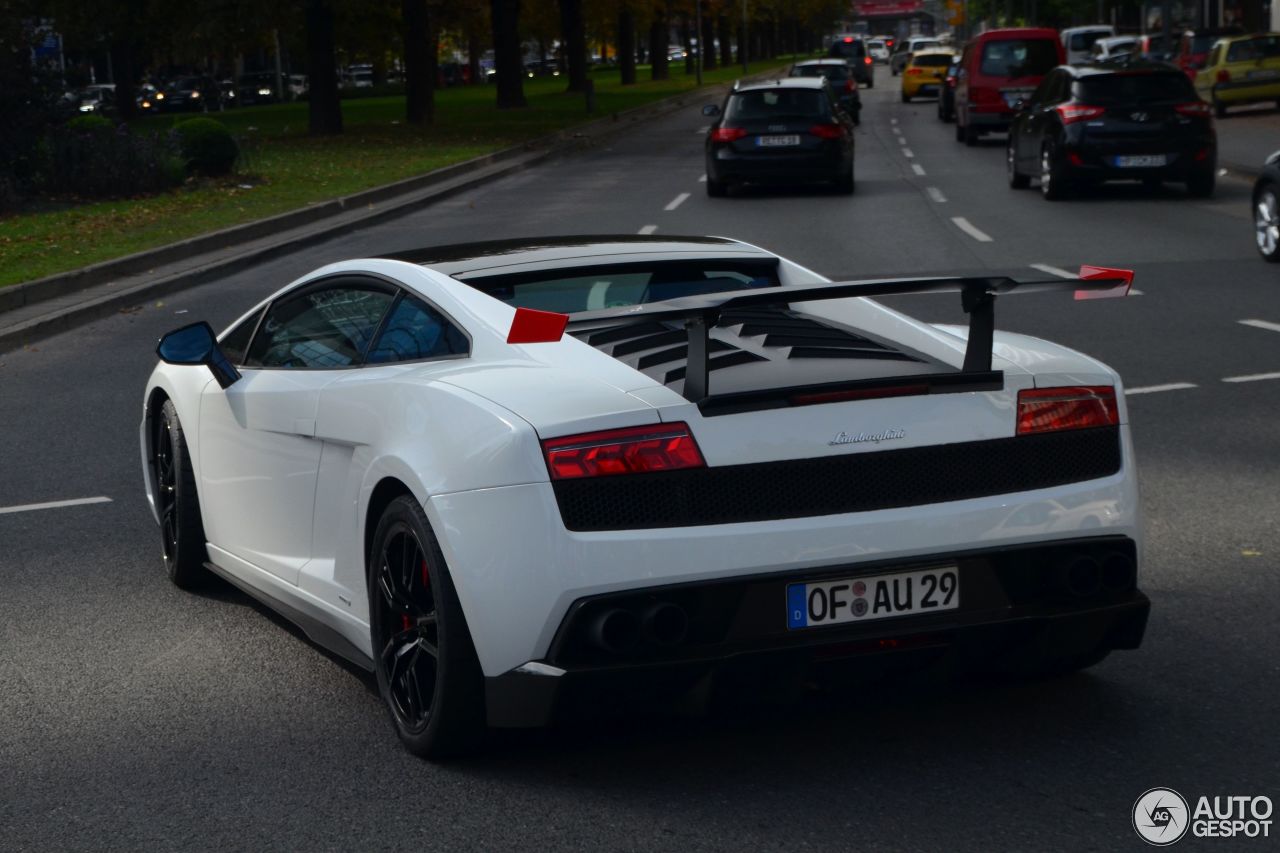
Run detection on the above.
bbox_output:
[1075,265,1135,300]
[507,307,570,344]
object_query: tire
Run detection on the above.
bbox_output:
[1187,168,1215,199]
[1254,183,1280,261]
[866,76,874,89]
[963,122,979,147]
[836,164,855,195]
[901,91,910,103]
[1007,140,1029,189]
[154,400,208,589]
[706,176,727,197]
[1040,141,1070,200]
[955,117,965,142]
[369,495,486,759]
[1214,95,1228,118]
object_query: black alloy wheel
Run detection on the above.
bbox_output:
[1007,139,1029,189]
[155,399,207,588]
[1040,141,1070,200]
[369,496,484,758]
[1255,183,1280,261]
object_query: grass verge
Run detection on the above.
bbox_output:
[0,58,802,289]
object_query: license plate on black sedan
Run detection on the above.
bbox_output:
[1113,154,1167,168]
[757,135,801,147]
[786,566,959,630]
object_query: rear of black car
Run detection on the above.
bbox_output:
[705,81,855,195]
[1062,68,1216,189]
[789,62,861,121]
[829,36,874,86]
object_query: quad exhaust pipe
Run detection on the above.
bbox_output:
[641,602,688,647]
[589,602,689,653]
[1057,551,1136,598]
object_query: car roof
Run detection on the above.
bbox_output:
[1214,31,1280,44]
[912,48,956,57]
[732,77,828,93]
[793,59,847,66]
[381,235,773,277]
[1067,60,1187,77]
[971,27,1060,41]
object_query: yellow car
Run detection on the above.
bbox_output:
[1195,32,1280,117]
[901,48,956,102]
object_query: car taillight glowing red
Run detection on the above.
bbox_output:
[710,126,748,143]
[1217,69,1231,84]
[1056,104,1106,124]
[906,67,922,75]
[809,122,844,139]
[864,56,873,65]
[1175,101,1212,118]
[542,423,705,480]
[1016,387,1119,435]
[844,78,854,93]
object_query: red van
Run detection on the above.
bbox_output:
[954,28,1065,146]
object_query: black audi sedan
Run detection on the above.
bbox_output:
[1006,61,1216,200]
[703,78,856,197]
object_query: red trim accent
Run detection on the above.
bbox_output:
[1075,265,1134,300]
[507,307,569,344]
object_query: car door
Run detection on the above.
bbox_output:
[1017,70,1063,169]
[198,277,397,584]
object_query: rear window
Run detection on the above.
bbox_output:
[461,261,781,313]
[979,39,1059,77]
[911,40,940,51]
[829,39,866,59]
[1069,31,1109,51]
[1075,73,1196,104]
[1190,35,1217,54]
[912,54,953,68]
[724,89,829,122]
[1226,37,1280,62]
[791,64,850,81]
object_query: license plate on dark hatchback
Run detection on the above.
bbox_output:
[786,566,959,630]
[757,135,801,147]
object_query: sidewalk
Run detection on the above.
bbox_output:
[1215,106,1280,177]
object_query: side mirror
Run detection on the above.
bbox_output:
[1012,97,1028,112]
[702,104,721,117]
[157,321,241,389]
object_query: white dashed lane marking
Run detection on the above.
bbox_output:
[951,217,993,242]
[1125,383,1198,395]
[911,164,925,176]
[1239,318,1280,334]
[698,174,707,182]
[927,187,947,203]
[638,225,657,235]
[1223,372,1280,383]
[901,148,914,158]
[0,497,113,516]
[664,193,690,211]
[696,126,709,134]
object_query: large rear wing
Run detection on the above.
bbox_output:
[508,265,1133,405]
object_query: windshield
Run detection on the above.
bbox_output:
[791,64,850,81]
[461,260,780,313]
[1226,36,1280,62]
[1069,31,1109,51]
[1075,73,1196,104]
[980,39,1059,77]
[912,54,953,68]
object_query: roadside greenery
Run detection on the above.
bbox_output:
[0,59,799,288]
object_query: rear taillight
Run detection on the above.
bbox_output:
[1216,69,1230,84]
[1016,387,1119,435]
[809,122,844,139]
[1175,101,1212,118]
[1055,104,1106,124]
[906,67,922,76]
[844,78,854,93]
[710,126,748,143]
[542,423,705,480]
[864,56,873,65]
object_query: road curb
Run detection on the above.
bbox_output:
[0,69,781,356]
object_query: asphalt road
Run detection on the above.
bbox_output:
[3,66,1278,851]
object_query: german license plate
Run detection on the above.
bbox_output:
[758,135,801,147]
[1114,154,1167,168]
[786,566,959,630]
[1002,90,1031,108]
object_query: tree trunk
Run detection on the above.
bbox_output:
[560,0,588,93]
[467,29,481,85]
[306,0,343,134]
[682,15,693,74]
[403,0,432,124]
[491,0,526,108]
[718,15,732,68]
[737,18,748,67]
[649,12,669,80]
[618,3,636,85]
[701,12,717,70]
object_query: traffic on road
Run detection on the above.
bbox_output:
[5,18,1280,853]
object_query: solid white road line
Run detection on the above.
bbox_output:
[1223,371,1280,383]
[911,163,925,176]
[0,496,113,516]
[901,147,914,158]
[1125,383,1197,395]
[698,174,707,182]
[891,117,898,124]
[696,126,709,134]
[638,225,658,235]
[1028,263,1144,295]
[951,217,993,242]
[1239,318,1280,334]
[664,192,690,211]
[927,187,947,203]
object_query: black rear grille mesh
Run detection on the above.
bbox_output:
[552,427,1122,531]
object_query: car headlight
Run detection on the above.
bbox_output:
[191,91,200,98]
[79,104,94,112]
[156,92,165,99]
[258,88,271,96]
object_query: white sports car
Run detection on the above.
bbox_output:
[141,236,1148,757]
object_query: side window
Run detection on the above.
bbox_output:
[366,295,469,364]
[218,307,264,365]
[1029,72,1055,105]
[245,281,395,369]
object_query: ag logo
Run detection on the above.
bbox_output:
[1133,788,1190,846]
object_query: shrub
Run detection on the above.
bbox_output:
[173,117,239,177]
[40,123,184,199]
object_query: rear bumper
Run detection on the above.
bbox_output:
[966,110,1014,131]
[708,150,847,185]
[1064,136,1216,181]
[485,535,1150,726]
